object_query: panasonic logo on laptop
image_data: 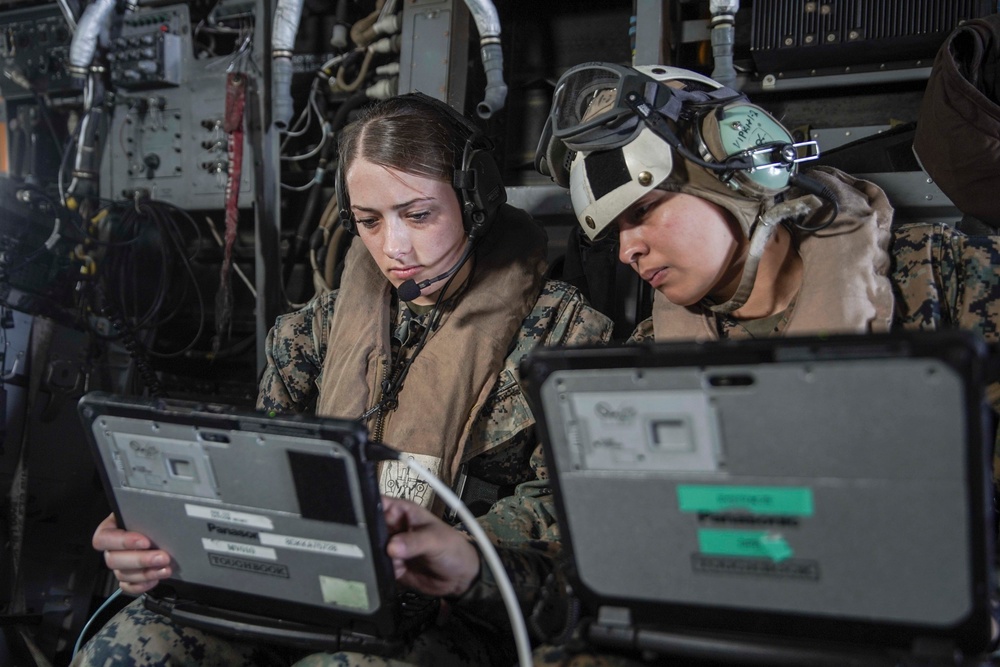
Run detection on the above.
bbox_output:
[207,523,260,539]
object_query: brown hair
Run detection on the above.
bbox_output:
[338,95,467,186]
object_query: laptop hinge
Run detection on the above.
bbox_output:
[589,606,637,648]
[596,606,634,628]
[909,637,960,665]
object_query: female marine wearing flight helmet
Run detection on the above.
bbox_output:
[537,62,1000,348]
[77,93,613,667]
[531,61,1000,667]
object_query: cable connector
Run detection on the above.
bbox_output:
[368,35,401,55]
[365,441,401,462]
[371,14,400,37]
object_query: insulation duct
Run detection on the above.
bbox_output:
[272,0,306,128]
[463,0,506,119]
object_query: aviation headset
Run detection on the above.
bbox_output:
[335,92,507,240]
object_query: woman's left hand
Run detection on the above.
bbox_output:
[382,496,481,598]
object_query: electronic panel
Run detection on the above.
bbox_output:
[0,3,74,98]
[100,1,256,209]
[749,0,996,77]
[109,9,183,90]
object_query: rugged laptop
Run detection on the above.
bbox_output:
[521,331,996,666]
[79,391,434,652]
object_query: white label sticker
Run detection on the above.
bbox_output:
[202,538,277,561]
[380,453,440,508]
[260,533,364,559]
[186,504,274,530]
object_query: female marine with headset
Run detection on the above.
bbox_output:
[75,93,613,667]
[538,61,1000,374]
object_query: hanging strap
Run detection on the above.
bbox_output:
[213,73,247,354]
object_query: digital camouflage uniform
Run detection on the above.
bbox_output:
[71,279,613,667]
[533,221,1000,667]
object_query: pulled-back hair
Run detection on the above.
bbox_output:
[338,95,468,186]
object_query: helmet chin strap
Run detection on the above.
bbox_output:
[702,196,819,314]
[702,215,778,314]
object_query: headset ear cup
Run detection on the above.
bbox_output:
[698,103,797,196]
[461,146,507,236]
[335,163,356,235]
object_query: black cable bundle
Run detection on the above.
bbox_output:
[98,294,166,399]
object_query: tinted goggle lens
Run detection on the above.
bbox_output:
[551,66,652,140]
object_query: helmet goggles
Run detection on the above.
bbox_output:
[535,62,746,187]
[548,63,662,151]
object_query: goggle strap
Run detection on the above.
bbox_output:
[659,85,747,121]
[624,92,684,150]
[660,93,684,124]
[625,92,754,175]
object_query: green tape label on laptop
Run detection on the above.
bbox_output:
[698,529,794,562]
[320,575,371,610]
[677,485,814,516]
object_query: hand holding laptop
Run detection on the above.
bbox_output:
[92,512,172,596]
[382,496,480,599]
[92,497,484,603]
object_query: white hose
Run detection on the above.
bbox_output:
[709,0,739,87]
[462,0,507,118]
[272,0,306,128]
[67,0,116,76]
[463,0,500,36]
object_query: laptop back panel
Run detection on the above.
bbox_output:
[522,331,994,659]
[79,392,402,643]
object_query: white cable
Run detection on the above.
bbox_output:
[378,0,399,21]
[402,457,532,667]
[280,180,318,192]
[72,588,125,659]
[282,121,330,162]
[43,217,62,249]
[280,80,319,141]
[319,51,352,73]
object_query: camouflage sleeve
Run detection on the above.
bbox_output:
[256,291,338,413]
[627,317,655,343]
[505,281,612,486]
[452,282,612,638]
[891,223,1000,484]
[891,223,1000,341]
[891,223,1000,405]
[506,279,615,363]
[541,281,616,348]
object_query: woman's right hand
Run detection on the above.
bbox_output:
[92,512,172,595]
